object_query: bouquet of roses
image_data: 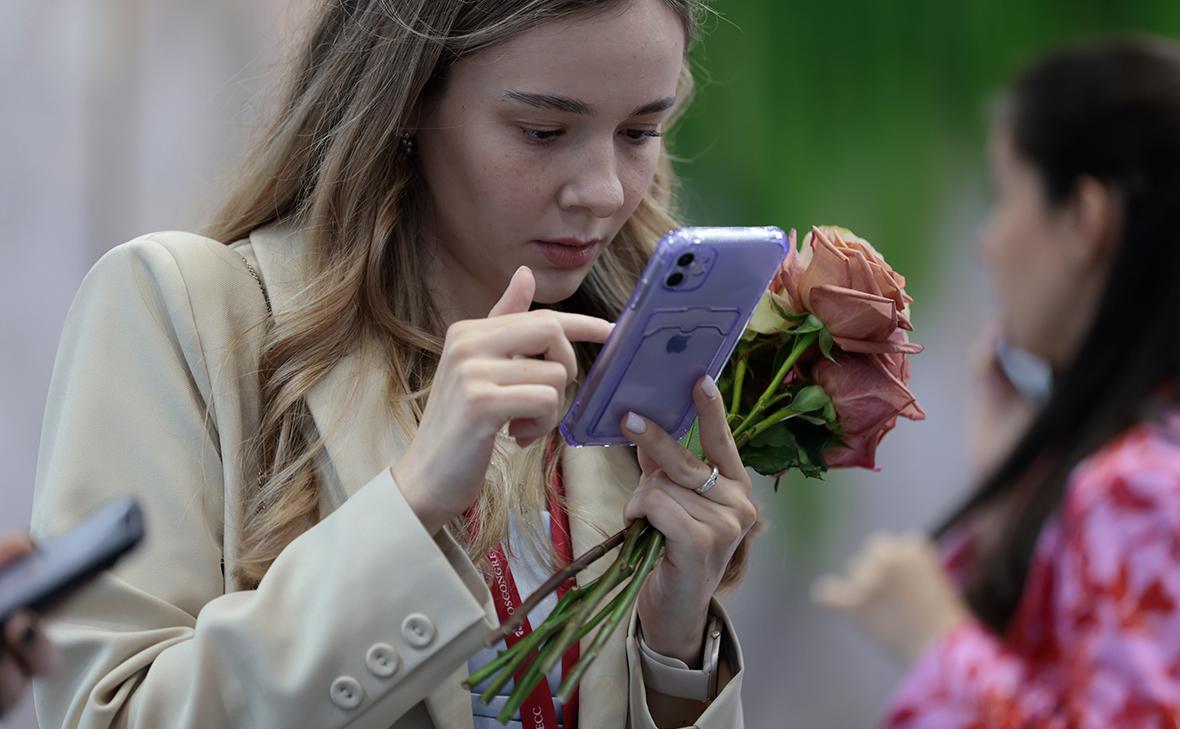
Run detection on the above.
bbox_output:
[466,226,925,721]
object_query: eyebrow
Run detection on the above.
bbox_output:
[502,90,676,118]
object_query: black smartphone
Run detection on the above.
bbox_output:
[0,497,145,625]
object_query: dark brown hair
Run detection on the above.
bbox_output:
[936,36,1180,632]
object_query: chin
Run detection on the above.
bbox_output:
[531,269,590,305]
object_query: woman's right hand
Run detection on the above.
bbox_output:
[966,322,1038,478]
[392,266,614,535]
[1,534,59,718]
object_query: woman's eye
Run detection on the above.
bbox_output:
[520,127,564,144]
[621,128,663,145]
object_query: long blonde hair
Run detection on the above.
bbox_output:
[208,0,716,589]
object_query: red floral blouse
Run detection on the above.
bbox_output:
[884,414,1180,728]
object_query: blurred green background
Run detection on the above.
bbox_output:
[669,1,1180,557]
[674,1,1180,280]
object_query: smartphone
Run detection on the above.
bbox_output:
[0,497,145,624]
[560,226,789,447]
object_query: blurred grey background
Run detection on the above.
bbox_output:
[4,2,1177,727]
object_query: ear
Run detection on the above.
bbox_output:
[1062,176,1120,270]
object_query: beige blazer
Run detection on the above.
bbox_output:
[30,225,745,728]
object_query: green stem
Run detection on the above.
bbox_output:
[734,405,804,451]
[497,579,633,723]
[556,530,665,703]
[730,332,818,443]
[466,581,589,693]
[728,357,748,419]
[537,522,646,676]
[472,596,581,700]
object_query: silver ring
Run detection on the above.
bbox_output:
[695,466,719,495]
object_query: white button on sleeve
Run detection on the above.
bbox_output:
[401,613,436,648]
[365,642,400,678]
[329,676,364,710]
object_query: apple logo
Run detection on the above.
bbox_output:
[665,334,690,353]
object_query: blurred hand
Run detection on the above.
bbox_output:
[812,532,968,665]
[393,266,614,535]
[0,534,59,717]
[967,322,1038,478]
[622,376,759,665]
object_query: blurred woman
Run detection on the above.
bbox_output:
[818,37,1180,726]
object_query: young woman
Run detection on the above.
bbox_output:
[818,38,1180,726]
[30,1,756,727]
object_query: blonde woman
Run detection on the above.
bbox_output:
[31,1,755,727]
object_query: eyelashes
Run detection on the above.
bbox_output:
[518,126,663,146]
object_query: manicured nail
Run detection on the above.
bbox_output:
[625,412,647,434]
[700,375,719,399]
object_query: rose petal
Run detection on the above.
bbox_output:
[799,227,852,309]
[813,356,918,436]
[832,336,924,355]
[825,428,888,470]
[809,285,898,343]
[845,248,885,299]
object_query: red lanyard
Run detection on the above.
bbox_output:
[482,447,580,729]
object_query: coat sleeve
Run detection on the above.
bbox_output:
[31,236,495,729]
[626,598,745,728]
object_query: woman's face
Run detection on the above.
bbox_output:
[979,128,1109,369]
[416,0,685,316]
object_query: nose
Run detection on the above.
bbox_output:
[557,140,625,219]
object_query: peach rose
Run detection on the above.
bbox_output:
[813,353,925,470]
[777,226,922,356]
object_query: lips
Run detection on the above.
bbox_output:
[532,237,603,269]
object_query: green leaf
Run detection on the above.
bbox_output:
[793,422,833,474]
[787,313,826,336]
[740,422,800,475]
[790,385,831,414]
[819,329,836,362]
[770,297,808,323]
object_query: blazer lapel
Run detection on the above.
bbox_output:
[249,223,476,729]
[562,444,641,729]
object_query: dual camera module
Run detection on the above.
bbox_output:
[665,252,696,287]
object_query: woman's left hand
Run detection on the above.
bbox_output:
[620,375,758,666]
[812,532,969,665]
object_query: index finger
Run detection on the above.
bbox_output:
[693,376,745,482]
[551,312,614,344]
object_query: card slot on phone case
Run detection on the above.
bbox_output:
[640,307,741,337]
[590,320,729,437]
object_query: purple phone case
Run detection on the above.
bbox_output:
[560,226,789,447]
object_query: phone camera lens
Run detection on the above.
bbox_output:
[677,253,695,267]
[666,272,685,287]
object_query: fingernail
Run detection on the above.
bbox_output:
[700,375,719,399]
[625,412,647,434]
